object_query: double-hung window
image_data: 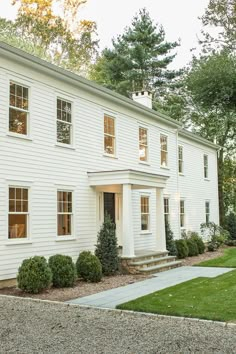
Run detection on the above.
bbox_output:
[164,198,170,224]
[178,145,184,174]
[9,82,29,136]
[104,115,115,155]
[8,187,29,239]
[57,98,72,145]
[204,154,208,179]
[180,200,185,228]
[139,127,148,162]
[205,201,210,223]
[57,191,73,236]
[160,134,168,167]
[141,196,150,231]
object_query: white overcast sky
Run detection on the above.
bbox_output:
[0,0,209,69]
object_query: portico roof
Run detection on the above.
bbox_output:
[87,169,169,189]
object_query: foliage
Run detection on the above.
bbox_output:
[201,222,230,250]
[186,239,199,257]
[224,157,236,214]
[90,8,179,99]
[48,254,77,288]
[225,212,236,240]
[225,239,236,246]
[17,256,52,293]
[76,251,102,282]
[165,220,177,256]
[175,239,189,259]
[95,213,119,275]
[188,232,205,254]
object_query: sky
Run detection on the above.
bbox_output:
[0,0,209,69]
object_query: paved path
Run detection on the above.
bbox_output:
[68,266,234,308]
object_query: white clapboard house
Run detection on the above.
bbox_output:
[0,42,219,284]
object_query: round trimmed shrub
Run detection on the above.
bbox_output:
[186,239,199,257]
[175,240,189,259]
[17,256,52,294]
[76,251,102,282]
[189,233,205,254]
[48,254,77,288]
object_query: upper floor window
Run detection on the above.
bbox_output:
[160,134,168,167]
[164,198,170,224]
[57,191,73,236]
[8,187,29,239]
[204,154,208,178]
[139,127,148,162]
[141,196,150,231]
[178,145,184,174]
[9,82,29,136]
[57,98,72,145]
[180,200,185,228]
[104,115,115,155]
[205,201,210,223]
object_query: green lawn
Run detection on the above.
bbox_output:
[196,248,236,268]
[117,270,236,321]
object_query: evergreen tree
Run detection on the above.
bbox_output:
[165,220,177,256]
[90,8,179,99]
[225,212,236,239]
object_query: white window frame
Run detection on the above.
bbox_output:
[204,154,209,179]
[140,195,150,232]
[205,201,210,224]
[8,80,30,138]
[56,97,73,147]
[164,197,170,224]
[104,114,116,156]
[139,126,148,162]
[160,134,168,168]
[57,189,74,238]
[178,145,184,174]
[180,199,185,228]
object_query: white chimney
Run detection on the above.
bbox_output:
[132,91,152,109]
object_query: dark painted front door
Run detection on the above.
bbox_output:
[104,192,115,223]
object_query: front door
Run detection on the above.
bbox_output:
[103,192,122,247]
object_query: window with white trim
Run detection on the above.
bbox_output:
[8,187,29,239]
[160,134,168,167]
[204,154,208,178]
[57,98,72,145]
[164,198,170,224]
[57,191,73,236]
[139,127,148,162]
[205,201,210,223]
[180,200,185,228]
[104,115,115,155]
[141,196,150,231]
[9,82,29,135]
[178,145,184,174]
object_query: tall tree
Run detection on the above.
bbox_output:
[90,8,179,98]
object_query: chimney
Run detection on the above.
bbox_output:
[132,90,152,109]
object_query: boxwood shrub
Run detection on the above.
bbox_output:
[48,254,77,288]
[76,251,102,282]
[186,239,199,257]
[189,232,205,254]
[17,256,52,294]
[175,240,189,259]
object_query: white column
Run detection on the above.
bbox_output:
[122,184,135,257]
[156,188,167,252]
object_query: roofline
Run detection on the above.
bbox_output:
[178,129,220,150]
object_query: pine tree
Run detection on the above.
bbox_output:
[165,220,177,256]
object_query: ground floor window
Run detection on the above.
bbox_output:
[57,191,73,236]
[141,196,150,231]
[164,198,170,224]
[180,200,185,228]
[8,187,29,239]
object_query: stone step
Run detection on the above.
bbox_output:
[139,260,182,275]
[125,251,168,263]
[130,255,176,268]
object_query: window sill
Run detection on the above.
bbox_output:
[139,161,150,166]
[160,166,170,170]
[140,231,152,235]
[55,143,76,150]
[7,133,32,141]
[5,239,32,245]
[179,173,185,176]
[55,237,77,242]
[204,178,210,181]
[103,153,118,159]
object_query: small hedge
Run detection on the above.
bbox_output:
[76,251,102,282]
[48,254,77,288]
[186,239,199,257]
[189,232,205,254]
[17,256,52,294]
[225,239,236,247]
[175,240,189,259]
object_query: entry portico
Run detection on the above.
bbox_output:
[88,169,169,258]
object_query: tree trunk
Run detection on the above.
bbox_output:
[218,149,225,226]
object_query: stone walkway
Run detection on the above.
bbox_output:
[68,266,234,308]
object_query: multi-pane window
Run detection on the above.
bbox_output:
[9,82,29,135]
[180,200,185,228]
[160,134,168,167]
[205,201,210,223]
[141,196,150,231]
[104,115,115,155]
[178,145,184,174]
[8,187,29,239]
[139,127,148,162]
[164,198,170,224]
[204,154,208,178]
[57,191,73,236]
[57,98,72,145]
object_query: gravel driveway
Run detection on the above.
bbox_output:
[0,296,236,354]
